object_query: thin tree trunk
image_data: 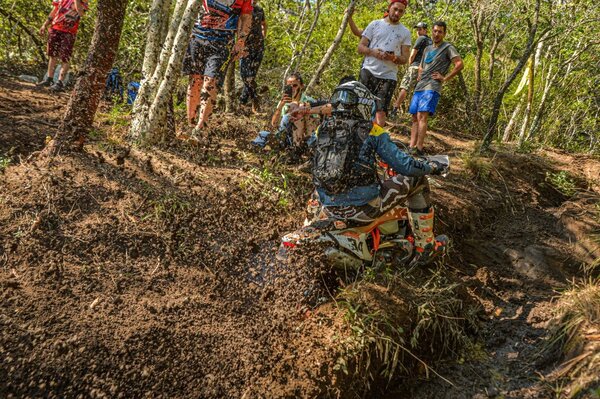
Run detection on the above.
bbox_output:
[306,0,356,91]
[142,0,173,79]
[502,94,524,142]
[133,0,187,118]
[481,0,542,150]
[470,10,484,113]
[51,0,129,152]
[282,2,311,87]
[526,69,556,141]
[457,72,476,125]
[292,0,322,71]
[143,0,200,142]
[517,56,535,145]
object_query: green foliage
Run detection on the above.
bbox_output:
[143,192,191,222]
[0,155,10,172]
[241,165,292,208]
[1,0,597,154]
[545,170,577,197]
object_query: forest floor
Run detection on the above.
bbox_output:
[1,76,599,398]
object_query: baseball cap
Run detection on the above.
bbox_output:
[414,22,428,28]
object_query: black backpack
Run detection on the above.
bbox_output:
[312,117,377,195]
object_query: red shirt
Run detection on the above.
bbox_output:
[51,0,88,35]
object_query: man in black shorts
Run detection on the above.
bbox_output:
[182,0,253,140]
[357,0,411,126]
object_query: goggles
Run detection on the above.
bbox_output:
[330,89,358,107]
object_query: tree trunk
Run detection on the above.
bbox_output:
[502,94,524,142]
[281,1,311,87]
[481,0,542,150]
[457,72,476,126]
[142,0,173,79]
[130,0,201,143]
[526,69,556,141]
[306,0,356,91]
[470,10,484,113]
[517,56,535,146]
[52,0,129,151]
[132,0,188,120]
[291,0,322,72]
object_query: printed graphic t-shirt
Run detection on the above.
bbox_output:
[361,19,411,81]
[51,0,88,35]
[193,0,254,42]
[415,42,460,93]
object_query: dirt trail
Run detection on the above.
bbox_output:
[1,78,598,398]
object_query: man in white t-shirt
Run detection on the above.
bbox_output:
[357,0,411,127]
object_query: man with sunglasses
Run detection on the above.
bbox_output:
[357,0,411,127]
[409,21,463,156]
[311,81,449,265]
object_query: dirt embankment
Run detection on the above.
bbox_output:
[1,78,598,398]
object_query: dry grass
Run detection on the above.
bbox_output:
[545,276,600,398]
[334,270,478,394]
[459,151,493,182]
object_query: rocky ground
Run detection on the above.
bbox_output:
[1,76,598,398]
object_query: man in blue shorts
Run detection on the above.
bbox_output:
[408,21,463,156]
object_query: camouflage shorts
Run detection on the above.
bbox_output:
[399,66,419,91]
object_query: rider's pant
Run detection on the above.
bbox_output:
[322,175,431,224]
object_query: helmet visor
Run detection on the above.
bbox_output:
[330,89,358,107]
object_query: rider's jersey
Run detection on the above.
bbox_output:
[316,123,432,207]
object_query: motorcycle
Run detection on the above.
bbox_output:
[278,148,450,271]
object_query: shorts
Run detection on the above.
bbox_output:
[182,37,230,79]
[399,66,419,91]
[409,90,441,116]
[359,68,397,113]
[47,29,76,62]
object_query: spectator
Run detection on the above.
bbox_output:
[239,1,267,113]
[37,0,88,92]
[252,72,321,159]
[270,72,319,150]
[357,0,410,127]
[183,0,253,141]
[389,22,431,118]
[409,21,463,155]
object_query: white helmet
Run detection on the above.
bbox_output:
[329,81,377,121]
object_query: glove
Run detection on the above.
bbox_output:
[427,160,447,176]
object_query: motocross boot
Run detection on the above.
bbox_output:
[408,207,448,266]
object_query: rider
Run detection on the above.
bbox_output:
[312,81,448,265]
